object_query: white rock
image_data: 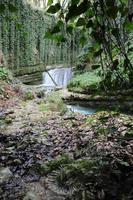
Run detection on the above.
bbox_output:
[0,167,12,183]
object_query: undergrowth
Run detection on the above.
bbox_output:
[68,71,101,94]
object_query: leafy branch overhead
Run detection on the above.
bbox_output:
[46,0,133,90]
[0,3,18,13]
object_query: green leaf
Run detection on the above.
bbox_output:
[8,3,17,12]
[125,21,133,31]
[57,20,64,27]
[77,0,90,15]
[93,49,103,57]
[76,17,85,27]
[107,6,118,18]
[80,35,86,45]
[121,0,128,5]
[66,25,73,34]
[91,64,100,70]
[51,25,60,34]
[71,0,80,5]
[66,0,89,21]
[111,28,119,38]
[48,0,53,6]
[66,4,78,21]
[16,23,22,30]
[86,9,93,18]
[44,31,53,39]
[47,3,61,14]
[86,20,93,28]
[0,4,6,13]
[47,5,56,13]
[54,34,66,43]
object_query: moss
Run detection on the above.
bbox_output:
[37,155,73,175]
[45,92,68,115]
[85,116,97,125]
[24,91,35,100]
[39,103,50,113]
[41,131,48,136]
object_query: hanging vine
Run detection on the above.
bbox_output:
[0,0,80,75]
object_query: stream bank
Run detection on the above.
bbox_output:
[61,89,133,113]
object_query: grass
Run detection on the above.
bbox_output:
[46,92,68,115]
[37,155,73,175]
[39,103,50,113]
[38,92,68,115]
[0,67,13,82]
[68,71,101,93]
[24,91,35,100]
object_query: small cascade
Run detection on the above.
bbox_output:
[43,68,72,88]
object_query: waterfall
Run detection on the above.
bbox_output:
[43,68,72,88]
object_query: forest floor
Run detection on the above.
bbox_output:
[0,93,133,199]
[0,79,133,200]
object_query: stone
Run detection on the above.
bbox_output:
[23,192,40,200]
[0,167,13,183]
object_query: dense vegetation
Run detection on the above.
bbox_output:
[0,1,133,200]
[0,0,80,76]
[47,0,133,91]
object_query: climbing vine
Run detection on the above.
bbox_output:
[0,0,79,75]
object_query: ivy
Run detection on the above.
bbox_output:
[0,0,80,74]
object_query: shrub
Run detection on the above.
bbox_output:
[24,91,35,100]
[0,67,12,82]
[68,71,101,94]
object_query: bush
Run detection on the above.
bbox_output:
[0,67,12,82]
[68,71,101,94]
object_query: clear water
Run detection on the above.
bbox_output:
[67,104,96,115]
[43,68,72,88]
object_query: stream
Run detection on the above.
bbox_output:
[67,104,96,115]
[42,67,96,115]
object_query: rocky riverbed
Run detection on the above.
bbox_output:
[0,96,133,200]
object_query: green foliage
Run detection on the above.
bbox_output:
[85,116,97,125]
[0,0,79,73]
[0,67,13,83]
[46,0,133,91]
[37,155,72,175]
[39,103,50,113]
[24,91,35,100]
[68,71,101,93]
[38,92,67,115]
[45,92,68,115]
[0,67,9,81]
[47,3,61,14]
